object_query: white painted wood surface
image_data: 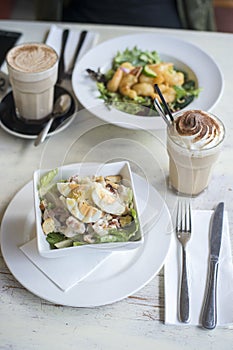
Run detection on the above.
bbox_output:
[0,20,233,349]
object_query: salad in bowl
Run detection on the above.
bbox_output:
[33,162,143,258]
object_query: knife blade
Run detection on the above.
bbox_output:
[201,202,224,330]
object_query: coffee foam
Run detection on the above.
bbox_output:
[7,43,58,73]
[169,110,224,150]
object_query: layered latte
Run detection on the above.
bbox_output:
[167,110,225,196]
[7,43,58,120]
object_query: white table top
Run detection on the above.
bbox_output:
[0,20,233,349]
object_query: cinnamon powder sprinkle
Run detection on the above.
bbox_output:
[175,110,220,143]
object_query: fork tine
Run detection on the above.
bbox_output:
[185,201,191,232]
[176,200,192,233]
[176,200,181,232]
[181,201,185,232]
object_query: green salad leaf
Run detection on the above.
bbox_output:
[38,168,58,197]
[46,232,66,249]
[113,47,161,69]
[174,84,202,100]
[45,208,140,248]
[94,208,140,244]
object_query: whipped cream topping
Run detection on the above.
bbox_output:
[7,43,57,73]
[169,110,224,150]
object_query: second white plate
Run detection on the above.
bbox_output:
[72,33,223,130]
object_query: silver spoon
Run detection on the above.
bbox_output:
[34,94,72,147]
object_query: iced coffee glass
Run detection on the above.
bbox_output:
[6,43,58,121]
[167,110,225,196]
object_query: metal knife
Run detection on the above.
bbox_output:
[57,28,69,84]
[65,30,87,78]
[201,202,224,330]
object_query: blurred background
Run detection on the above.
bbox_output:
[0,0,232,33]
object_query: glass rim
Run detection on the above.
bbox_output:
[6,42,58,75]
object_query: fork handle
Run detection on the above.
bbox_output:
[180,247,190,323]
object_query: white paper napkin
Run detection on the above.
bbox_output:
[20,238,112,292]
[46,24,99,73]
[165,210,233,326]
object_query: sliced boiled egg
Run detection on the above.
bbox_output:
[57,182,79,197]
[91,182,125,215]
[66,198,103,223]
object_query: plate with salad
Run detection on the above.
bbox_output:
[1,168,171,306]
[72,33,223,130]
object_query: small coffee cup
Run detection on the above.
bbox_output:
[6,42,58,121]
[167,110,225,196]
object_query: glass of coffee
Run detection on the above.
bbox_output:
[167,110,225,196]
[6,43,58,121]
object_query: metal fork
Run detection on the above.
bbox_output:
[176,200,192,323]
[57,30,88,82]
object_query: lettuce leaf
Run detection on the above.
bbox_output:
[113,47,160,69]
[38,168,58,197]
[94,208,140,244]
[46,232,65,249]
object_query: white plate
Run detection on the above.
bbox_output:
[72,33,223,130]
[0,174,172,307]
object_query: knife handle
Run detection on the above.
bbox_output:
[201,259,219,329]
[57,29,69,84]
[66,30,87,76]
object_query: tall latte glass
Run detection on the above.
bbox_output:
[6,43,58,121]
[167,110,225,196]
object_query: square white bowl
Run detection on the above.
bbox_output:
[33,161,144,258]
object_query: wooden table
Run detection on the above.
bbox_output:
[0,20,233,349]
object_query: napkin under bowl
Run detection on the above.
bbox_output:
[20,238,112,291]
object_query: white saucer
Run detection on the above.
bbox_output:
[0,85,77,139]
[0,173,172,307]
